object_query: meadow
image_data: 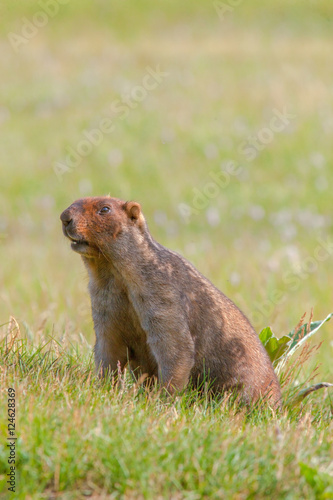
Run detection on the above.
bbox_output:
[0,1,333,498]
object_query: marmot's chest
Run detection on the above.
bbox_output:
[91,283,157,375]
[90,282,147,342]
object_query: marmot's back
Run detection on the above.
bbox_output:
[158,248,281,403]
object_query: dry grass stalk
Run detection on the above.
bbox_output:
[6,316,20,353]
[306,308,314,335]
[280,342,319,390]
[293,311,307,341]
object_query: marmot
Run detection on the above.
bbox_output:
[60,196,281,407]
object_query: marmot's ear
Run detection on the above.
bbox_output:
[124,201,141,221]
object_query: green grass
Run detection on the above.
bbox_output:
[0,0,333,497]
[1,335,333,499]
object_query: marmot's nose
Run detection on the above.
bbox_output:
[60,209,72,227]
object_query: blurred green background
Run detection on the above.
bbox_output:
[0,0,332,374]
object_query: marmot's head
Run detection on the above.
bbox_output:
[60,196,144,258]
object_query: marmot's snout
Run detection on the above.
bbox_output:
[60,205,85,245]
[60,206,76,239]
[60,207,73,227]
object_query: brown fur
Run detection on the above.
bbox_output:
[60,196,282,407]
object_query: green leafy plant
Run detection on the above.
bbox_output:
[260,312,333,406]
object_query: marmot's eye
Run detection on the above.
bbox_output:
[99,206,111,214]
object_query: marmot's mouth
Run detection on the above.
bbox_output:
[70,238,91,254]
[67,235,90,248]
[71,239,89,246]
